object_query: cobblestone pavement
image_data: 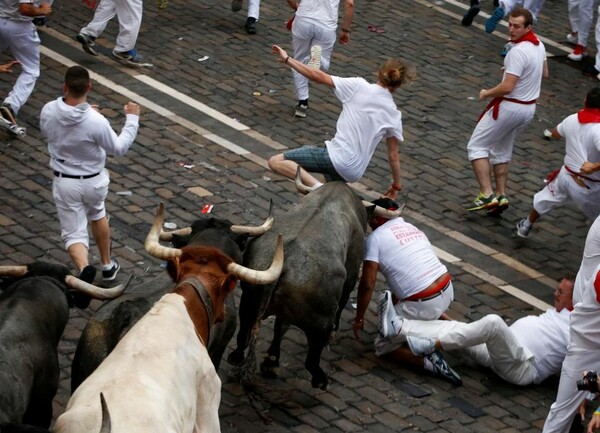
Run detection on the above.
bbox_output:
[0,0,598,431]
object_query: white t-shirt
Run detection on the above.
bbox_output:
[296,0,340,30]
[573,216,600,305]
[557,113,600,181]
[504,40,546,102]
[326,76,403,183]
[0,0,34,21]
[510,308,570,383]
[364,217,448,299]
[40,97,139,176]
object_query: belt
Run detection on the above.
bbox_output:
[565,165,599,189]
[478,96,537,122]
[404,273,452,302]
[54,171,100,179]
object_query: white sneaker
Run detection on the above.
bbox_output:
[566,32,578,44]
[406,335,436,356]
[516,218,532,238]
[567,45,587,61]
[307,45,322,70]
[378,290,403,338]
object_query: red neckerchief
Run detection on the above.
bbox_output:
[511,30,539,45]
[578,108,600,123]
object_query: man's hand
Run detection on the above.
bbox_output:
[272,45,289,64]
[124,102,140,116]
[581,161,600,175]
[381,182,401,200]
[0,60,20,73]
[339,31,350,45]
[479,89,489,100]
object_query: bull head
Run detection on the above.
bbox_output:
[145,203,284,285]
[159,200,274,241]
[293,167,405,218]
[0,266,126,300]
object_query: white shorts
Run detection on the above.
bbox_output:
[533,167,600,220]
[467,101,536,164]
[52,169,110,250]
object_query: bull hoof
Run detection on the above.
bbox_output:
[260,355,279,379]
[227,349,245,366]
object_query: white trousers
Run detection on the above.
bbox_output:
[467,101,536,164]
[543,346,600,432]
[568,0,595,47]
[400,314,537,385]
[52,169,110,250]
[248,0,260,20]
[534,166,600,220]
[291,18,336,101]
[0,19,40,115]
[501,0,545,21]
[595,6,600,71]
[81,0,143,52]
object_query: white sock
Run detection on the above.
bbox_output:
[102,260,115,271]
[313,182,324,188]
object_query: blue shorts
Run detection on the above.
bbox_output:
[283,146,345,182]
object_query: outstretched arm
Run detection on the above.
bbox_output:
[338,0,354,45]
[0,60,20,73]
[353,260,379,340]
[272,44,335,87]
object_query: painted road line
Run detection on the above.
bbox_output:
[40,28,556,311]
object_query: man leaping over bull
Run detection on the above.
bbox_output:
[268,44,416,200]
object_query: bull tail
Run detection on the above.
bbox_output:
[99,393,111,433]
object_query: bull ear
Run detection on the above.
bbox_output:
[166,257,181,282]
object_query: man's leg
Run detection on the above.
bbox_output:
[68,243,90,272]
[471,158,494,196]
[3,21,40,115]
[492,162,508,196]
[114,0,143,53]
[91,216,112,267]
[268,153,322,186]
[80,0,117,38]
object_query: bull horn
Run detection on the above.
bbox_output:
[0,265,28,277]
[65,275,126,299]
[145,203,183,260]
[227,234,284,285]
[363,200,405,218]
[230,199,274,236]
[295,167,315,195]
[159,226,192,242]
[100,393,111,433]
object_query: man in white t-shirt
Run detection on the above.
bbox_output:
[516,87,600,238]
[269,44,416,201]
[465,7,547,215]
[353,198,461,385]
[286,0,354,118]
[379,274,574,386]
[543,216,600,433]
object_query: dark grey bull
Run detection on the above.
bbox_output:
[228,182,369,389]
[71,205,274,391]
[0,262,124,431]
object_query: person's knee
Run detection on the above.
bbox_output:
[482,314,504,331]
[268,153,283,172]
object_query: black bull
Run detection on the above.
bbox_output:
[0,262,122,430]
[70,217,249,391]
[228,182,369,389]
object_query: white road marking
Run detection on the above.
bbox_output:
[39,20,562,310]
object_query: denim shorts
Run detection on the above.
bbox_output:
[283,146,344,182]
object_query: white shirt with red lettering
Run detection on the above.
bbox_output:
[364,217,447,299]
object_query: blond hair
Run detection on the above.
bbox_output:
[378,59,417,92]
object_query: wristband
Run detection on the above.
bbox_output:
[285,56,290,64]
[595,408,600,416]
[391,184,401,191]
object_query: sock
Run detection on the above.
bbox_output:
[298,99,308,107]
[423,356,435,373]
[102,260,115,271]
[313,181,324,188]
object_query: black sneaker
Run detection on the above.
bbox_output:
[75,33,98,56]
[102,260,120,282]
[33,16,47,26]
[428,350,463,386]
[294,103,308,118]
[245,17,257,34]
[0,103,16,124]
[461,1,480,26]
[78,265,97,284]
